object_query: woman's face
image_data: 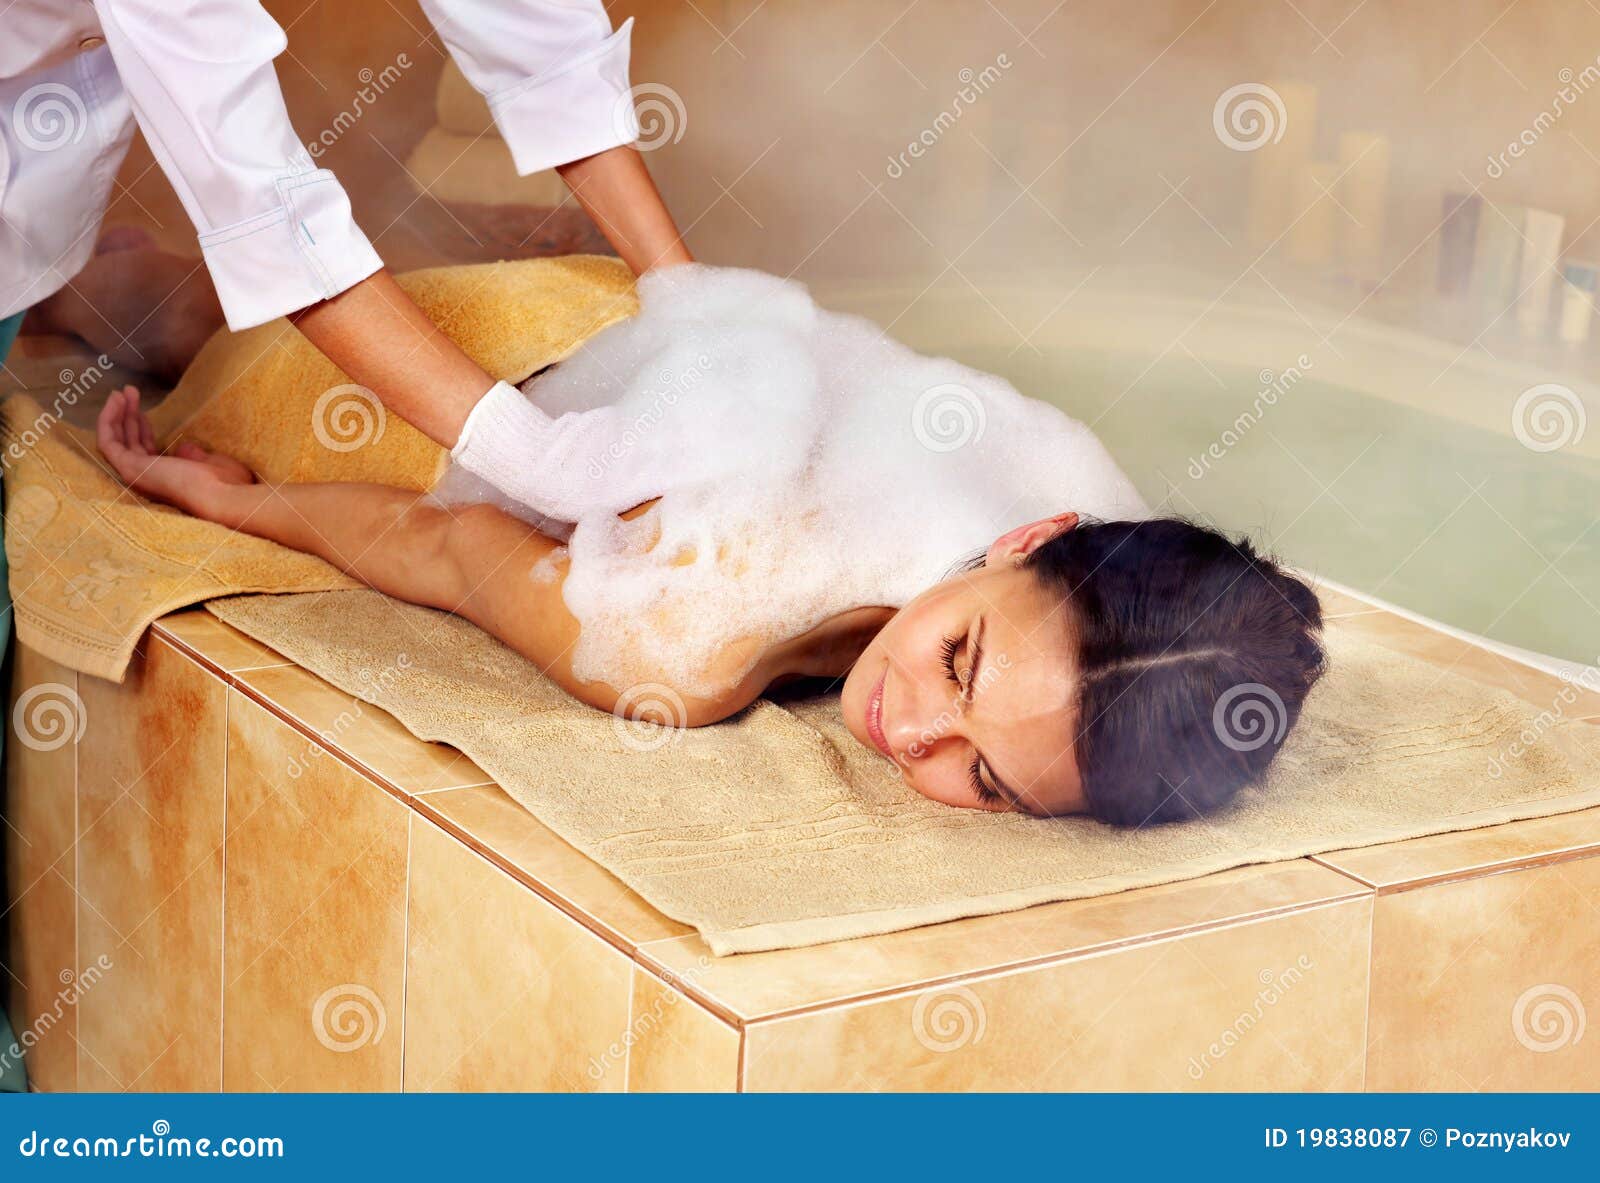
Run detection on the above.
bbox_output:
[840,514,1088,816]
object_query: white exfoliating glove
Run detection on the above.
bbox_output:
[450,380,646,522]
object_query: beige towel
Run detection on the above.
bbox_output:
[1,256,637,680]
[208,589,1600,955]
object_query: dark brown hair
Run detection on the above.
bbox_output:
[1025,517,1326,825]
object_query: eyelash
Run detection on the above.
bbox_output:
[938,633,962,684]
[969,760,1000,804]
[940,634,999,805]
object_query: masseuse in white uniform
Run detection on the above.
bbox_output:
[0,0,694,513]
[0,1,690,1090]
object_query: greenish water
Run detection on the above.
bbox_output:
[978,347,1599,665]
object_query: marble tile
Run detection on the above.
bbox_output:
[643,859,1368,1022]
[411,784,691,952]
[1366,853,1600,1091]
[231,664,491,797]
[742,896,1373,1091]
[4,647,81,1091]
[1317,807,1600,890]
[152,610,293,674]
[222,690,409,1092]
[403,816,633,1092]
[625,967,741,1092]
[75,637,225,1091]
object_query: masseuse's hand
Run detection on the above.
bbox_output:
[96,386,256,518]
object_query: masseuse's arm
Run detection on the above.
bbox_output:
[95,1,689,481]
[288,143,691,451]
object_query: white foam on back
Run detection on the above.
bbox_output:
[435,264,1148,696]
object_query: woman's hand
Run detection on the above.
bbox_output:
[96,385,256,521]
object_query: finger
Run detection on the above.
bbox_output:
[174,441,207,460]
[97,388,127,452]
[138,403,157,453]
[121,388,150,457]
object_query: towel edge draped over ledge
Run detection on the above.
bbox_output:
[1,255,638,682]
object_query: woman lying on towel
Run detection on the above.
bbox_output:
[95,267,1326,826]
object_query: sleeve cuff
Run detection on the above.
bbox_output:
[486,17,640,177]
[197,168,384,331]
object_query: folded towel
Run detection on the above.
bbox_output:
[1,255,637,680]
[207,588,1600,954]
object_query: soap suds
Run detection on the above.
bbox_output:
[436,264,1147,695]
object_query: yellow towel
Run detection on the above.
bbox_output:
[1,255,638,680]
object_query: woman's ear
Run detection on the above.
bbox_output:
[986,512,1080,567]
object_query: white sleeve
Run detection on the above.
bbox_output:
[93,0,383,331]
[416,0,639,175]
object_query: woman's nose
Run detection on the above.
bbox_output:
[886,674,964,764]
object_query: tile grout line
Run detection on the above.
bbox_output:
[1309,838,1600,897]
[219,682,228,1093]
[736,894,1377,1032]
[398,810,412,1094]
[664,889,1376,1029]
[72,664,80,1093]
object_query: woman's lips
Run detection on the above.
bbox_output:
[866,671,893,759]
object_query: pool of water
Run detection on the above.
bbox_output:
[969,347,1598,666]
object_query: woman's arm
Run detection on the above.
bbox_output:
[97,388,749,727]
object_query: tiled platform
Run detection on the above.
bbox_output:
[5,590,1597,1091]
